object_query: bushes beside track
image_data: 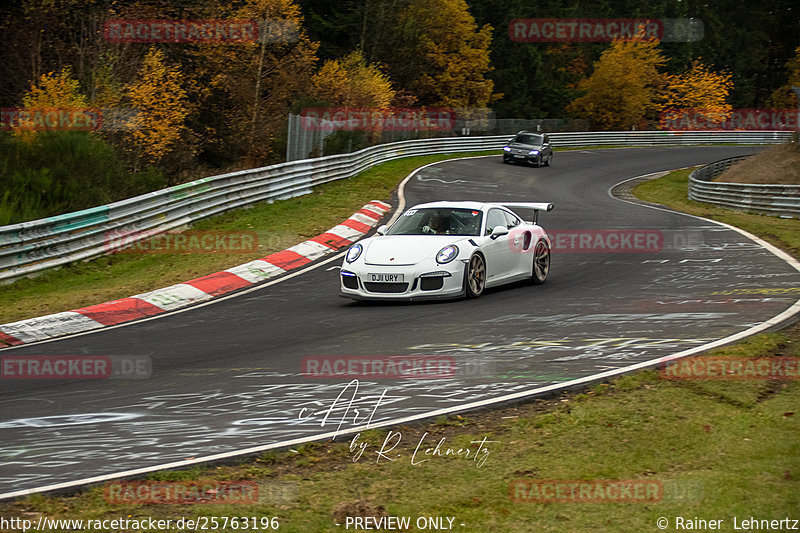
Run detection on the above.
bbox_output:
[0,131,166,225]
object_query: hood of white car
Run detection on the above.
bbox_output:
[363,235,463,266]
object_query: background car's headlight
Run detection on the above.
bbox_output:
[528,149,540,155]
[503,146,511,152]
[346,243,363,263]
[436,245,459,264]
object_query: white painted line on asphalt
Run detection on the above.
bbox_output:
[609,170,800,274]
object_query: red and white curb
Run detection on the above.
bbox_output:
[0,201,391,347]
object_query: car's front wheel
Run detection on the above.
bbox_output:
[465,254,486,298]
[545,152,553,166]
[531,240,550,284]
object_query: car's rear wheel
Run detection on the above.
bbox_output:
[531,240,550,284]
[465,254,486,298]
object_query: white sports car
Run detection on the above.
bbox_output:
[340,201,553,300]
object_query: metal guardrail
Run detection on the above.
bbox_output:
[688,153,800,218]
[1,130,793,284]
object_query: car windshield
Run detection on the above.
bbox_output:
[386,207,483,236]
[513,134,543,145]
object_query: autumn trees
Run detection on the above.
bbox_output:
[0,0,499,168]
[1,0,798,214]
[769,46,800,108]
[126,49,191,167]
[299,0,497,110]
[565,40,735,130]
[5,0,794,162]
[1,0,322,173]
[311,51,394,109]
[0,0,502,221]
[662,60,734,116]
[566,40,667,130]
[390,0,495,110]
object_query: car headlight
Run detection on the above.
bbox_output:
[436,245,459,264]
[503,146,511,152]
[345,243,363,263]
[528,149,540,155]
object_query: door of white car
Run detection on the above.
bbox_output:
[501,210,531,276]
[482,208,518,283]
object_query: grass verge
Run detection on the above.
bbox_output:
[714,142,800,185]
[0,151,495,325]
[0,163,798,531]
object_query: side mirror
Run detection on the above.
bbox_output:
[490,225,509,239]
[376,224,388,235]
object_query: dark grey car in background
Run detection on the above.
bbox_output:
[502,131,553,167]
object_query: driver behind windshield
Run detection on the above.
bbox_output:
[385,207,481,236]
[422,211,450,234]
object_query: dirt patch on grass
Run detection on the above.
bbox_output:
[332,500,389,525]
[714,142,800,184]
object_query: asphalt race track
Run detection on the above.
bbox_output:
[2,145,799,498]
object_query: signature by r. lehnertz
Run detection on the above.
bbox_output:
[297,379,497,468]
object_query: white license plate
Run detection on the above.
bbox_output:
[513,154,523,158]
[369,273,404,282]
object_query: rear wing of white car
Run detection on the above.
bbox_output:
[499,202,554,225]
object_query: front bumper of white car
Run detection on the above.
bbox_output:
[340,260,467,300]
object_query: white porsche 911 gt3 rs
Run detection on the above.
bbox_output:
[340,201,553,300]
